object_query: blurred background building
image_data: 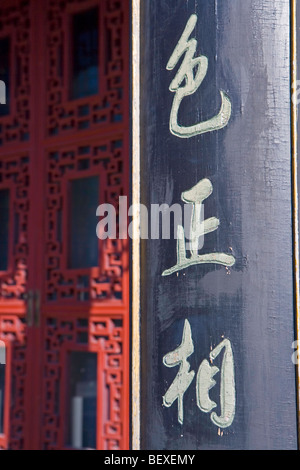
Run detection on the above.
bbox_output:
[0,0,130,450]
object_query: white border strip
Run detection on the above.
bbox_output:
[132,0,141,451]
[291,0,300,446]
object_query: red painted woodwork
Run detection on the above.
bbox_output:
[0,0,130,450]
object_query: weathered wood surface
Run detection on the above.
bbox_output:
[140,0,298,450]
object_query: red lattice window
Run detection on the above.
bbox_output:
[0,316,27,450]
[0,154,30,303]
[0,0,31,146]
[0,0,130,451]
[46,0,128,137]
[45,136,128,304]
[42,314,127,450]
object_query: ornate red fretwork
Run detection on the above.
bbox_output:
[42,314,125,450]
[0,154,30,302]
[46,0,127,137]
[45,136,126,303]
[0,0,129,451]
[0,316,27,450]
[0,0,31,147]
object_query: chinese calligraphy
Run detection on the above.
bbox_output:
[166,14,232,138]
[162,319,195,424]
[163,320,236,428]
[197,338,235,428]
[162,178,235,276]
[161,13,236,434]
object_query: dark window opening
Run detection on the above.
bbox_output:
[71,8,99,99]
[0,189,9,271]
[66,351,97,449]
[0,37,10,116]
[68,176,99,269]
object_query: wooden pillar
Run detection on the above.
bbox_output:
[134,0,299,450]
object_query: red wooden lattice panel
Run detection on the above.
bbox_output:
[45,0,127,137]
[40,0,130,451]
[0,0,31,147]
[45,136,127,304]
[0,154,30,302]
[0,316,27,450]
[42,314,126,450]
[0,0,130,450]
[0,0,31,451]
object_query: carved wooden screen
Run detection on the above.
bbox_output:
[0,0,129,450]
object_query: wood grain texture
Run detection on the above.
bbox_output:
[140,0,298,450]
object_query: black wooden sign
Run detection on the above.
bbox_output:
[140,0,298,450]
